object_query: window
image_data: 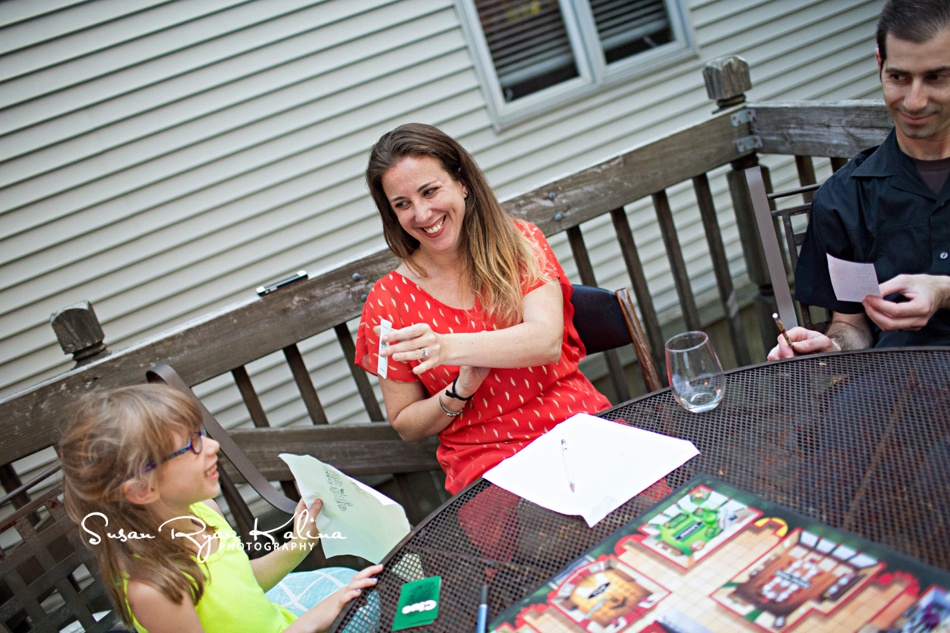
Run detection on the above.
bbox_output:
[456,0,694,128]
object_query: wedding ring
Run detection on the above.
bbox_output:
[420,348,429,360]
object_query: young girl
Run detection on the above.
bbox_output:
[59,384,382,633]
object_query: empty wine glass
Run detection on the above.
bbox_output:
[665,331,725,413]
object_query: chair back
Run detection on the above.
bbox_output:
[570,285,663,394]
[744,166,828,332]
[0,465,118,631]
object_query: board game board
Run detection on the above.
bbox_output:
[489,475,950,633]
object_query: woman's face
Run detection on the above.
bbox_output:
[381,155,468,258]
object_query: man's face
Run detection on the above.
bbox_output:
[877,28,950,158]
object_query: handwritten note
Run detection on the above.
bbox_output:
[280,453,410,563]
[827,254,882,303]
[484,413,699,527]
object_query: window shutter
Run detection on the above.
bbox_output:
[590,0,673,64]
[474,0,579,102]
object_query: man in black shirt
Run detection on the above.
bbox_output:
[769,0,950,359]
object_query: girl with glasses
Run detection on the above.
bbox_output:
[59,384,382,632]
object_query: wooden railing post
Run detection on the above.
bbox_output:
[50,300,110,366]
[704,56,775,357]
[703,55,751,112]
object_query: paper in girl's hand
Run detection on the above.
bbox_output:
[279,453,410,563]
[378,319,392,379]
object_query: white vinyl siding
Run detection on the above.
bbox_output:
[2,0,885,435]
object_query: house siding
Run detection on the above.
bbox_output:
[1,0,885,430]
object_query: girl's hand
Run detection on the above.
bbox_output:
[290,498,323,550]
[376,323,445,374]
[290,564,383,632]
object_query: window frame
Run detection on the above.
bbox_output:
[455,0,696,130]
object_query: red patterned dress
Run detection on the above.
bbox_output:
[355,221,610,494]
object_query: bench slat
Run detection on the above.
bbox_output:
[222,424,441,481]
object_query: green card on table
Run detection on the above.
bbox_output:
[392,576,441,631]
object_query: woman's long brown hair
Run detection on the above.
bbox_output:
[366,123,546,327]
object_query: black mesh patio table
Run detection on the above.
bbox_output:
[331,347,950,632]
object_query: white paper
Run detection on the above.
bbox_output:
[827,254,882,302]
[483,413,699,527]
[377,319,392,379]
[279,453,410,563]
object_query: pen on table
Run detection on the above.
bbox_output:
[560,438,576,493]
[476,584,488,633]
[772,312,798,354]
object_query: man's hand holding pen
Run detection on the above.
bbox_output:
[767,327,839,360]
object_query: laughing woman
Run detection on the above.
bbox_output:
[354,123,610,495]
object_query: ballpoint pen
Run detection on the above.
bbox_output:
[561,438,576,493]
[476,584,489,633]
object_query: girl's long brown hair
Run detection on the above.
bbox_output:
[59,385,208,627]
[366,123,545,327]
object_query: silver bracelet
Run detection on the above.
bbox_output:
[438,393,465,417]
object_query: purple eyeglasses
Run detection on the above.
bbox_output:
[140,431,204,473]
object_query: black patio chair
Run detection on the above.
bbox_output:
[570,285,663,394]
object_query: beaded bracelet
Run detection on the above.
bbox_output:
[438,393,465,417]
[444,375,474,401]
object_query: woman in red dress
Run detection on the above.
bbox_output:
[355,123,610,495]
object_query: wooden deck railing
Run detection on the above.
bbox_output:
[0,57,892,520]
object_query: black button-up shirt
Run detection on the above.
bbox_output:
[795,129,950,347]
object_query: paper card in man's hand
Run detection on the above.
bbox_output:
[827,254,882,303]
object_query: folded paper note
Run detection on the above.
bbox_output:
[827,254,882,303]
[280,453,410,563]
[484,413,699,527]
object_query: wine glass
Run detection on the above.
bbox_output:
[664,331,725,413]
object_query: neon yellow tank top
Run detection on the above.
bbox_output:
[125,501,296,632]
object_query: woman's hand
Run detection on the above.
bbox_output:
[455,365,489,397]
[289,564,383,632]
[375,280,563,375]
[377,323,445,375]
